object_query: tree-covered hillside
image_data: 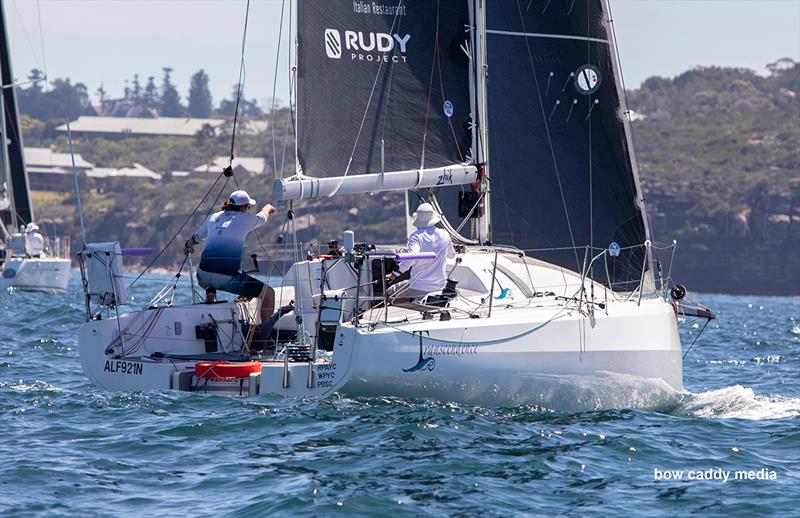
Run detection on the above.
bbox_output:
[16,61,800,295]
[627,59,799,294]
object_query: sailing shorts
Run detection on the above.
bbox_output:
[196,269,265,299]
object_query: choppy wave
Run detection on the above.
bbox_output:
[678,385,800,420]
[2,278,800,516]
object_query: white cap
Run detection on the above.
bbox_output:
[411,203,441,228]
[228,190,256,207]
[25,222,39,233]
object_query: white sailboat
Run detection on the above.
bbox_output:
[0,1,70,294]
[77,0,713,411]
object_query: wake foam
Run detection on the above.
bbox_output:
[678,385,800,420]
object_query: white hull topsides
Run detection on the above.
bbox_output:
[78,248,684,411]
[0,257,71,293]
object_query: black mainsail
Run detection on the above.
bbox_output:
[0,0,33,228]
[296,0,472,177]
[287,0,653,291]
[483,0,651,290]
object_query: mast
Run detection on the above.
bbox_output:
[473,0,491,244]
[0,79,14,231]
[0,0,33,228]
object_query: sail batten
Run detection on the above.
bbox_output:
[485,29,608,44]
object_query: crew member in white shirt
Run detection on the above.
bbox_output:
[25,223,45,257]
[386,203,456,301]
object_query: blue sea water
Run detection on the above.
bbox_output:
[1,274,798,516]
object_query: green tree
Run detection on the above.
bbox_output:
[194,122,217,147]
[144,76,159,109]
[217,83,263,118]
[160,67,183,116]
[17,69,45,119]
[188,69,213,118]
[38,78,88,120]
[131,74,142,103]
[96,83,107,104]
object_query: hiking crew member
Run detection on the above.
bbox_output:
[185,190,276,324]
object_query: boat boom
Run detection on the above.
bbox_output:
[273,165,478,201]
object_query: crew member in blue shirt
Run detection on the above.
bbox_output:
[185,189,276,325]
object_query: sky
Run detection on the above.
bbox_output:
[4,0,799,108]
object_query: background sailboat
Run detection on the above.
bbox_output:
[0,0,70,293]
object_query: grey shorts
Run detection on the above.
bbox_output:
[196,269,265,299]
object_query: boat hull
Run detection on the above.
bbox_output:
[1,257,71,293]
[77,298,682,411]
[338,298,683,411]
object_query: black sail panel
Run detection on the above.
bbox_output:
[296,0,471,177]
[0,1,33,226]
[486,0,648,290]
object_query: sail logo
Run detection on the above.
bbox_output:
[324,29,411,63]
[575,64,601,95]
[325,29,343,59]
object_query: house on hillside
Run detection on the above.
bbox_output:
[191,156,266,176]
[24,147,94,191]
[56,116,269,140]
[56,116,226,139]
[88,164,162,191]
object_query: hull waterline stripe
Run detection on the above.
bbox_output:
[486,29,607,45]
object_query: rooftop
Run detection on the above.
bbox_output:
[88,163,162,180]
[56,116,225,137]
[24,147,94,170]
[55,116,269,138]
[192,156,266,175]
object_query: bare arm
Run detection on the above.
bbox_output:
[259,204,276,218]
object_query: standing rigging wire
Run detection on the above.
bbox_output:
[435,20,465,163]
[419,0,440,171]
[279,73,295,177]
[418,1,478,245]
[587,0,594,286]
[270,0,286,180]
[513,0,581,272]
[126,173,229,290]
[8,1,43,85]
[224,0,275,276]
[280,0,296,177]
[227,0,252,167]
[35,0,47,87]
[604,0,655,283]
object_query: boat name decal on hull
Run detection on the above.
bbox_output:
[104,360,143,375]
[425,344,479,356]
